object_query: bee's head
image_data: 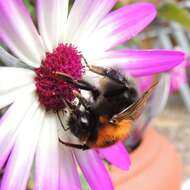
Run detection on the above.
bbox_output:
[69,108,95,140]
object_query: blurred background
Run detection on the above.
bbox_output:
[121,0,190,183]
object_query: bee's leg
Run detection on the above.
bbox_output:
[86,64,127,85]
[56,111,70,131]
[55,71,100,99]
[59,138,89,150]
[55,71,99,92]
[62,98,77,111]
[83,58,110,79]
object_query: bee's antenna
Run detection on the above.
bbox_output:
[56,111,70,131]
[57,99,74,131]
[62,99,73,112]
[54,71,75,84]
[82,56,90,69]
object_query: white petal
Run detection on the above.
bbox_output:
[0,93,36,169]
[37,0,69,51]
[89,3,156,52]
[0,0,45,67]
[0,83,35,109]
[0,67,35,92]
[56,117,82,190]
[0,47,29,67]
[58,0,69,42]
[74,150,114,190]
[34,112,59,190]
[66,0,116,45]
[65,0,93,43]
[80,3,156,60]
[0,104,45,190]
[59,145,82,190]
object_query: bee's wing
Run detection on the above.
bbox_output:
[112,81,158,122]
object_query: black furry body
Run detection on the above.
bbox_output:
[68,68,138,145]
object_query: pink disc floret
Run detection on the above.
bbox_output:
[35,43,84,111]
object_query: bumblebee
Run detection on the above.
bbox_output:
[56,64,157,150]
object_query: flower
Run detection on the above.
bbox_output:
[169,60,188,93]
[0,1,185,190]
[169,59,190,112]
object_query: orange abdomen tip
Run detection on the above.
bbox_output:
[90,120,133,148]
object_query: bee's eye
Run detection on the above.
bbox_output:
[81,117,87,123]
[80,117,89,127]
[124,92,129,98]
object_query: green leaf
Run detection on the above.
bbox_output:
[158,3,190,30]
[0,44,4,65]
[23,0,35,18]
[113,2,124,10]
[80,174,91,190]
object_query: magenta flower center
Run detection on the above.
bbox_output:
[35,43,84,111]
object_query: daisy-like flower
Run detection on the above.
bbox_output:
[0,1,185,190]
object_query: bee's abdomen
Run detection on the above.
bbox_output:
[88,120,133,148]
